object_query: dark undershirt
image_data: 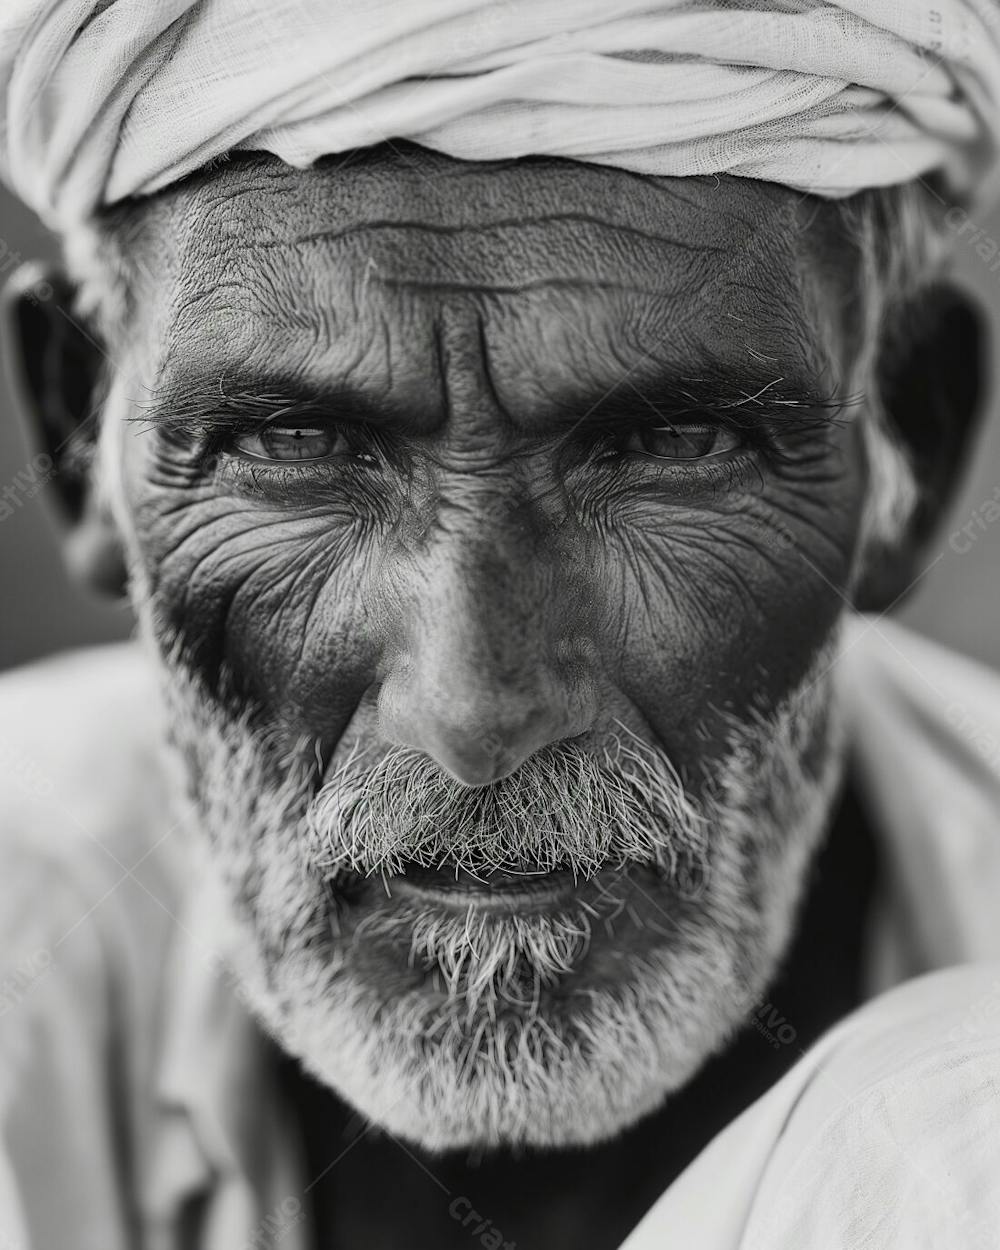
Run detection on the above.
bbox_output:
[278,771,880,1250]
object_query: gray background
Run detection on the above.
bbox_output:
[2,187,1000,673]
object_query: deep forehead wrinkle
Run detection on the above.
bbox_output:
[168,209,724,307]
[157,206,804,336]
[119,150,852,428]
[128,148,826,316]
[280,214,728,253]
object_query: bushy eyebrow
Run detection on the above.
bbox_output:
[577,370,850,435]
[131,375,404,439]
[132,364,851,442]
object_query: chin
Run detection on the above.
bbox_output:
[147,622,847,1153]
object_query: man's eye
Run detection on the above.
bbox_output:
[233,425,351,462]
[619,424,742,461]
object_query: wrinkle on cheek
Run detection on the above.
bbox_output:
[222,537,372,706]
[138,497,375,712]
[594,490,857,754]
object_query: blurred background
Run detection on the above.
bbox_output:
[1,185,1000,673]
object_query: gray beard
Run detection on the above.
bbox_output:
[141,610,847,1151]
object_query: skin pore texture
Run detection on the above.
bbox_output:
[87,147,891,1218]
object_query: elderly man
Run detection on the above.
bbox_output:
[2,1,1000,1247]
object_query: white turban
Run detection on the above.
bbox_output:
[2,0,1000,231]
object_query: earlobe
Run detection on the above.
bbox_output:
[1,261,128,598]
[853,282,989,612]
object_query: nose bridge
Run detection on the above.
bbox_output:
[413,460,558,668]
[378,490,597,784]
[430,519,547,687]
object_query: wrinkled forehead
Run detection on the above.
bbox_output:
[117,148,853,409]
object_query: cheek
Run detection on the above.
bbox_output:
[127,454,382,736]
[593,445,864,773]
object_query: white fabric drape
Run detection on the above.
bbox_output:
[1,1,1000,230]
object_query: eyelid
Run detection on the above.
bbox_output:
[258,407,333,429]
[229,414,402,477]
[582,410,760,441]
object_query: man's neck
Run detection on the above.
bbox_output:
[281,774,879,1250]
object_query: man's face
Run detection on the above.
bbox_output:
[100,149,871,1149]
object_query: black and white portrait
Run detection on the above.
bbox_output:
[1,3,1000,1247]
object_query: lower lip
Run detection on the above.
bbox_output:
[388,866,578,912]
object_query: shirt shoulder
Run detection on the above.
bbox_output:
[0,643,187,1078]
[0,640,187,984]
[621,965,1000,1250]
[0,645,190,1247]
[836,618,1000,979]
[840,613,1000,733]
[0,640,183,882]
[743,965,1000,1250]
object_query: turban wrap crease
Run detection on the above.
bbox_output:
[1,0,1000,231]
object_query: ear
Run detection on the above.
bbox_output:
[1,262,127,597]
[854,281,988,612]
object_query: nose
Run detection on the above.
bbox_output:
[377,540,598,786]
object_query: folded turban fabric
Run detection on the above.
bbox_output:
[2,0,1000,231]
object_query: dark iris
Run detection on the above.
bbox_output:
[235,425,348,461]
[621,424,741,461]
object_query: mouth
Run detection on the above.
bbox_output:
[388,864,580,913]
[326,859,695,1016]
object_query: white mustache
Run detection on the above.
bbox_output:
[307,726,710,890]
